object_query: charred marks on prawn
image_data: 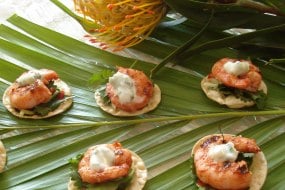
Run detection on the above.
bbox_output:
[11,82,36,96]
[211,58,262,92]
[223,161,231,168]
[199,135,258,173]
[9,80,52,110]
[222,160,250,174]
[201,135,220,148]
[201,135,260,153]
[238,162,249,174]
[78,142,133,184]
[8,69,60,110]
[194,135,260,189]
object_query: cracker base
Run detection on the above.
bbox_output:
[95,84,161,116]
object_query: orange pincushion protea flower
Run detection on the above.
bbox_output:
[73,0,167,51]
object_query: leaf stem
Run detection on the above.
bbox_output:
[237,0,284,16]
[177,23,285,61]
[268,58,285,64]
[1,110,284,130]
[150,10,214,78]
[50,0,99,31]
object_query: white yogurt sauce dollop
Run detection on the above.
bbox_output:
[208,142,239,162]
[223,60,250,76]
[89,145,115,171]
[16,70,42,86]
[109,71,144,103]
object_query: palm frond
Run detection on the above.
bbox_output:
[0,14,284,190]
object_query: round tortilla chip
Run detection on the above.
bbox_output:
[0,140,7,172]
[95,84,161,116]
[191,134,267,190]
[68,150,147,190]
[2,79,73,119]
[201,76,267,108]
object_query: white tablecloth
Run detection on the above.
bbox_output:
[0,0,85,39]
[0,0,159,63]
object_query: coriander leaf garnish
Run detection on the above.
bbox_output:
[218,84,267,109]
[33,96,72,116]
[90,69,114,106]
[251,91,267,109]
[69,153,84,188]
[88,69,114,87]
[97,85,111,105]
[189,156,211,190]
[47,80,57,89]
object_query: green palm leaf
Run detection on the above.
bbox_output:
[0,14,284,190]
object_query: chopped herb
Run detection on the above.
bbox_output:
[218,84,267,109]
[117,168,135,190]
[97,85,111,105]
[69,153,84,188]
[50,89,60,100]
[69,153,84,168]
[47,80,57,89]
[229,146,235,153]
[34,83,70,116]
[88,69,115,87]
[189,156,202,190]
[32,96,71,116]
[251,91,267,109]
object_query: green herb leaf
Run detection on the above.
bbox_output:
[218,84,267,109]
[189,156,200,190]
[46,80,57,89]
[69,153,83,168]
[68,153,84,188]
[117,167,135,190]
[251,91,267,110]
[88,69,114,87]
[96,85,111,105]
[32,96,72,116]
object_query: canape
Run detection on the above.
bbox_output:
[0,140,6,172]
[201,58,267,108]
[191,134,267,190]
[68,142,147,190]
[95,67,161,116]
[2,69,72,119]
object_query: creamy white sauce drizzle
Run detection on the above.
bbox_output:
[223,60,250,76]
[109,71,143,104]
[208,142,239,162]
[89,145,115,171]
[16,70,42,86]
